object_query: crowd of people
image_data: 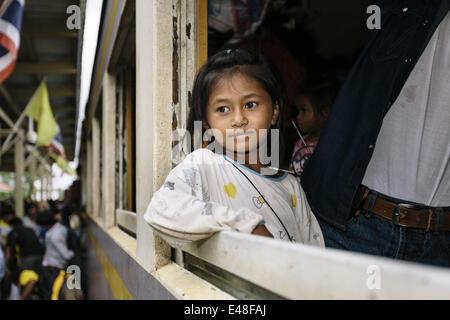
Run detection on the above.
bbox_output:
[0,197,87,300]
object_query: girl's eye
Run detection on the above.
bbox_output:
[245,101,258,109]
[217,106,230,113]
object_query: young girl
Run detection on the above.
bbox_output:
[290,76,340,176]
[144,49,324,248]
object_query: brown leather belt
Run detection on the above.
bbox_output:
[352,185,450,232]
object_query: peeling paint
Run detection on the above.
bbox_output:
[172,111,178,133]
[172,16,179,105]
[172,109,179,153]
[186,23,191,39]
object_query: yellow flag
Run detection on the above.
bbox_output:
[25,81,57,146]
[48,151,76,176]
[49,151,67,171]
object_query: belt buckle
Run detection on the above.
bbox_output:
[393,203,415,226]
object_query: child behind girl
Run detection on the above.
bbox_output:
[144,49,324,247]
[290,76,340,176]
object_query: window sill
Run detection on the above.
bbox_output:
[94,219,233,299]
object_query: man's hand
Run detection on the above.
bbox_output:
[251,225,273,238]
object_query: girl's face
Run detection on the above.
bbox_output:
[204,72,279,154]
[295,95,326,137]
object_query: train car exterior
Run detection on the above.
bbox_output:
[81,0,450,300]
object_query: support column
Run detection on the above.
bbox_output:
[136,0,172,272]
[43,171,48,201]
[46,171,50,201]
[86,140,92,216]
[48,170,53,201]
[101,72,116,229]
[81,153,87,210]
[14,131,24,218]
[92,117,100,218]
[29,156,37,200]
[39,164,44,202]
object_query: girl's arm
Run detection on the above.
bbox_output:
[144,157,264,247]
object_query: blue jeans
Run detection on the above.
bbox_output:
[318,211,450,268]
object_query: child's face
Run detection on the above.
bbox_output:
[295,95,326,136]
[204,72,279,154]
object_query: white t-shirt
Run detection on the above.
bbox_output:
[362,13,450,206]
[42,222,74,269]
[144,148,324,248]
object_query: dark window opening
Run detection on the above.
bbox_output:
[207,0,371,167]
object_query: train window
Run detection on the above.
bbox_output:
[108,1,137,236]
[115,68,137,237]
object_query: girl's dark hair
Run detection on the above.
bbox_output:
[295,75,340,117]
[187,48,284,142]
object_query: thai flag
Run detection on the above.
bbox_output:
[48,124,66,158]
[47,124,71,173]
[0,0,25,84]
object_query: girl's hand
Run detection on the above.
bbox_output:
[252,225,273,238]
